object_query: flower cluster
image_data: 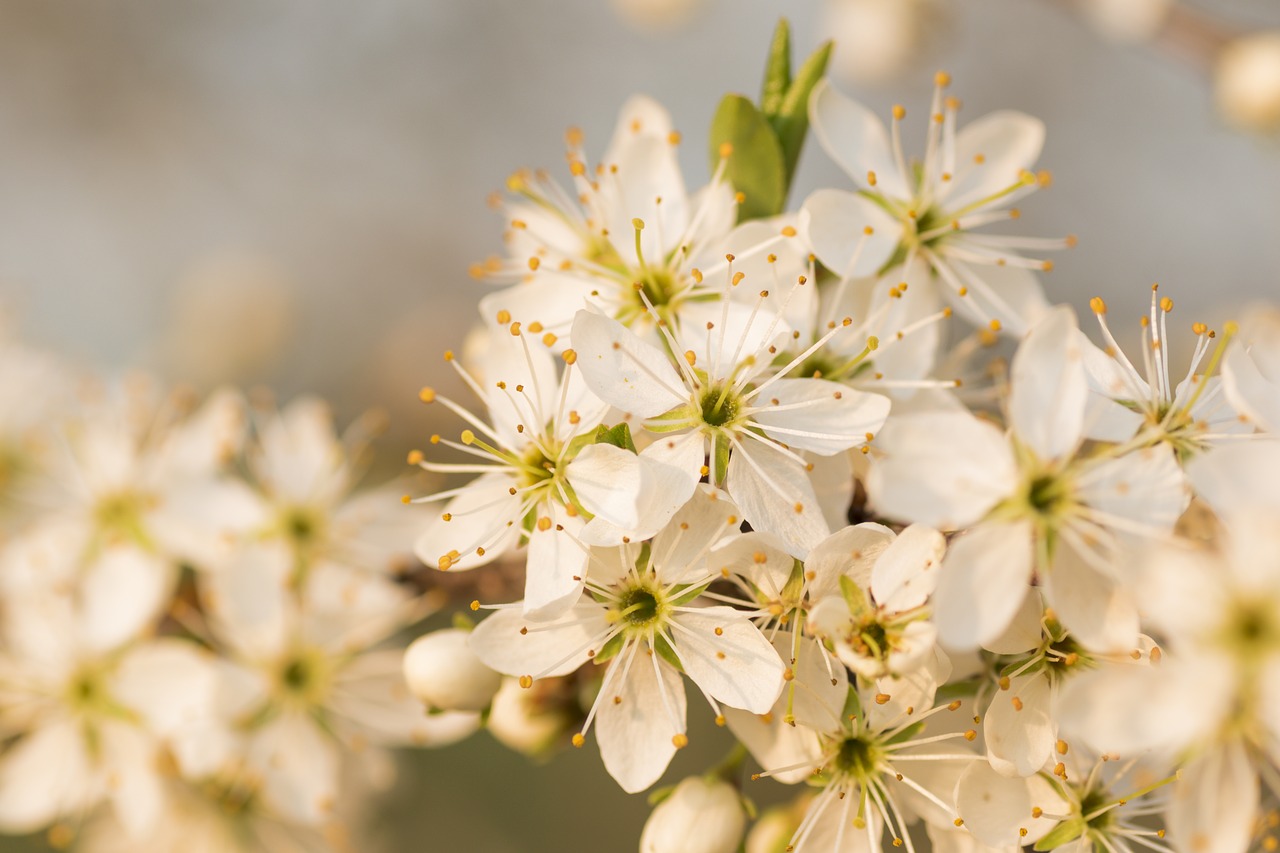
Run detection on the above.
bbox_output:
[404,31,1280,853]
[0,330,466,852]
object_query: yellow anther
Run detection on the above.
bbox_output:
[963,729,977,741]
[528,257,540,271]
[892,105,906,120]
[691,268,703,284]
[781,225,797,237]
[509,321,522,336]
[867,335,880,350]
[400,495,411,505]
[571,733,585,747]
[407,450,424,465]
[719,142,733,158]
[935,70,952,87]
[519,675,533,689]
[672,733,688,749]
[989,319,1003,332]
[562,349,578,365]
[874,693,891,705]
[496,309,512,324]
[867,170,878,187]
[418,387,436,403]
[1090,296,1107,315]
[1056,739,1069,755]
[668,130,682,145]
[632,218,645,231]
[460,430,475,445]
[469,600,480,611]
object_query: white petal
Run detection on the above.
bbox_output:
[478,277,599,347]
[722,706,825,786]
[413,473,523,571]
[798,189,899,279]
[578,431,705,548]
[1077,444,1189,539]
[941,111,1044,212]
[100,722,165,838]
[1223,312,1280,432]
[981,587,1044,655]
[710,532,795,601]
[984,674,1054,778]
[522,504,589,620]
[808,449,856,532]
[650,484,742,584]
[809,79,909,198]
[0,720,97,832]
[1056,656,1227,756]
[110,639,219,739]
[804,522,896,602]
[866,412,1018,530]
[871,524,945,613]
[565,443,644,531]
[1042,539,1139,653]
[1187,441,1280,517]
[1168,738,1258,853]
[752,379,890,457]
[571,309,687,418]
[249,712,340,824]
[954,761,1033,846]
[933,522,1034,651]
[940,259,1050,337]
[468,601,611,679]
[671,606,785,714]
[727,439,830,558]
[596,648,686,793]
[1009,304,1087,461]
[79,545,173,652]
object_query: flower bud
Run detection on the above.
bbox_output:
[1216,32,1280,132]
[746,797,810,853]
[486,676,569,756]
[639,776,745,853]
[402,629,502,712]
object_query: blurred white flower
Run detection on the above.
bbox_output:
[1079,0,1172,43]
[611,0,706,33]
[1216,32,1280,132]
[824,0,945,85]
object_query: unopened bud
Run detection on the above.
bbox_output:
[403,629,502,712]
[640,776,745,853]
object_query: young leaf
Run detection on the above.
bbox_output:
[773,39,834,185]
[708,94,787,222]
[759,19,792,117]
[593,422,638,454]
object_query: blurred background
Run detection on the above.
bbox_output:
[1,0,1278,849]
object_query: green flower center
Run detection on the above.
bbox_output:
[833,735,880,779]
[699,385,741,429]
[619,586,665,628]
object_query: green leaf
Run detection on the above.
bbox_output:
[772,39,833,185]
[654,633,684,672]
[708,94,787,222]
[593,422,637,454]
[759,19,792,117]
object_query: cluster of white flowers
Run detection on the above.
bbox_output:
[0,330,474,852]
[402,46,1280,853]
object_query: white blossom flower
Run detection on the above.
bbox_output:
[976,589,1159,778]
[195,540,477,825]
[1082,288,1249,452]
[241,397,422,582]
[1057,510,1280,853]
[737,659,980,853]
[955,750,1175,851]
[571,277,889,555]
[807,523,946,682]
[411,328,660,618]
[469,488,785,792]
[0,596,219,839]
[475,96,735,346]
[868,305,1189,651]
[803,75,1069,335]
